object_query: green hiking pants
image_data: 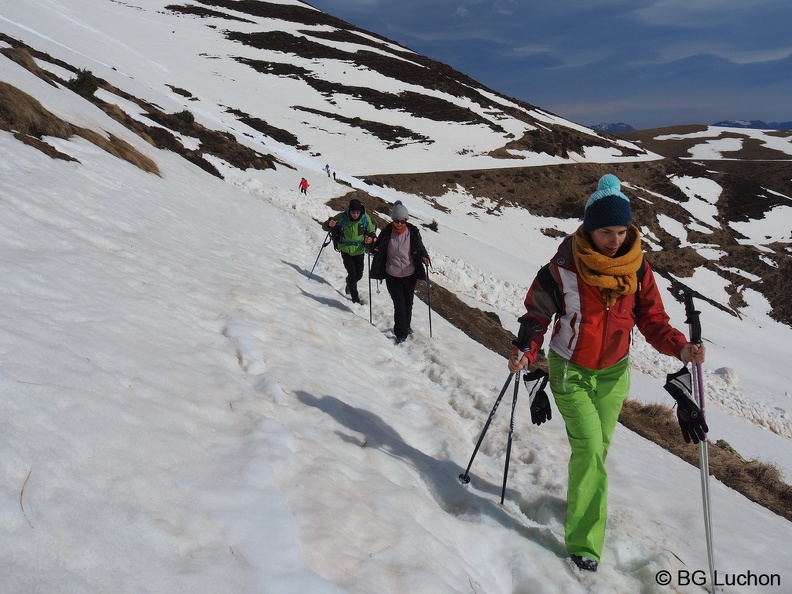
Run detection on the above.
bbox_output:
[548,351,631,562]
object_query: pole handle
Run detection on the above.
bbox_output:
[684,293,702,345]
[513,316,543,355]
[686,293,716,583]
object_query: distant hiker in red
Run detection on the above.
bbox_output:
[370,201,430,344]
[298,177,309,195]
[507,174,707,573]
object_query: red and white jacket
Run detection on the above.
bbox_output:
[522,236,687,370]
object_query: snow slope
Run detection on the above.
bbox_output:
[2,2,792,592]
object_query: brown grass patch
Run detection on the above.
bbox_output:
[621,399,792,521]
[0,81,160,174]
[0,81,73,138]
[0,47,59,87]
[76,129,159,174]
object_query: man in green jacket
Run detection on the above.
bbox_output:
[323,198,377,304]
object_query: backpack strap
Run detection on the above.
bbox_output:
[536,257,647,320]
[537,264,564,314]
[339,211,369,232]
[336,211,369,249]
[633,257,646,322]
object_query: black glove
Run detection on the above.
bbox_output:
[664,367,708,444]
[530,388,552,425]
[524,369,552,425]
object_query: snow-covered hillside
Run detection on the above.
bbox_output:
[2,1,792,592]
[1,0,660,175]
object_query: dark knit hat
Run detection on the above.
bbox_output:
[583,174,633,232]
[391,200,409,220]
[348,198,364,212]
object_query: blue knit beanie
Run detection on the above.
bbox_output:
[583,174,633,232]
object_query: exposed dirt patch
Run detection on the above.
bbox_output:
[363,159,792,327]
[621,127,792,198]
[295,105,430,147]
[226,107,303,148]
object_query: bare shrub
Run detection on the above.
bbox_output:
[66,69,99,98]
[173,109,195,124]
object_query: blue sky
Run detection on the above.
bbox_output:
[307,0,792,130]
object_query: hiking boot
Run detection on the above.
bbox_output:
[407,327,413,335]
[570,555,598,572]
[395,337,406,345]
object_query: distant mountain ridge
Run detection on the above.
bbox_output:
[590,122,635,134]
[595,120,792,133]
[712,119,792,130]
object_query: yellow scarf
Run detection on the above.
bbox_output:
[572,225,643,307]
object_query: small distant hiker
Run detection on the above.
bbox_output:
[322,198,377,304]
[332,171,336,181]
[370,201,430,344]
[507,173,707,573]
[299,177,309,195]
[324,164,331,178]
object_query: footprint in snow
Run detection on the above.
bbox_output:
[223,317,267,375]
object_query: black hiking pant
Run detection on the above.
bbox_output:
[385,273,418,339]
[341,252,365,303]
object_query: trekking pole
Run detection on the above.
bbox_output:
[367,252,373,325]
[500,368,549,504]
[308,232,332,280]
[500,368,521,503]
[459,316,542,495]
[424,262,433,338]
[684,293,716,589]
[458,372,514,486]
[499,317,543,503]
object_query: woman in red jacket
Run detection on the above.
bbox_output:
[508,174,706,572]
